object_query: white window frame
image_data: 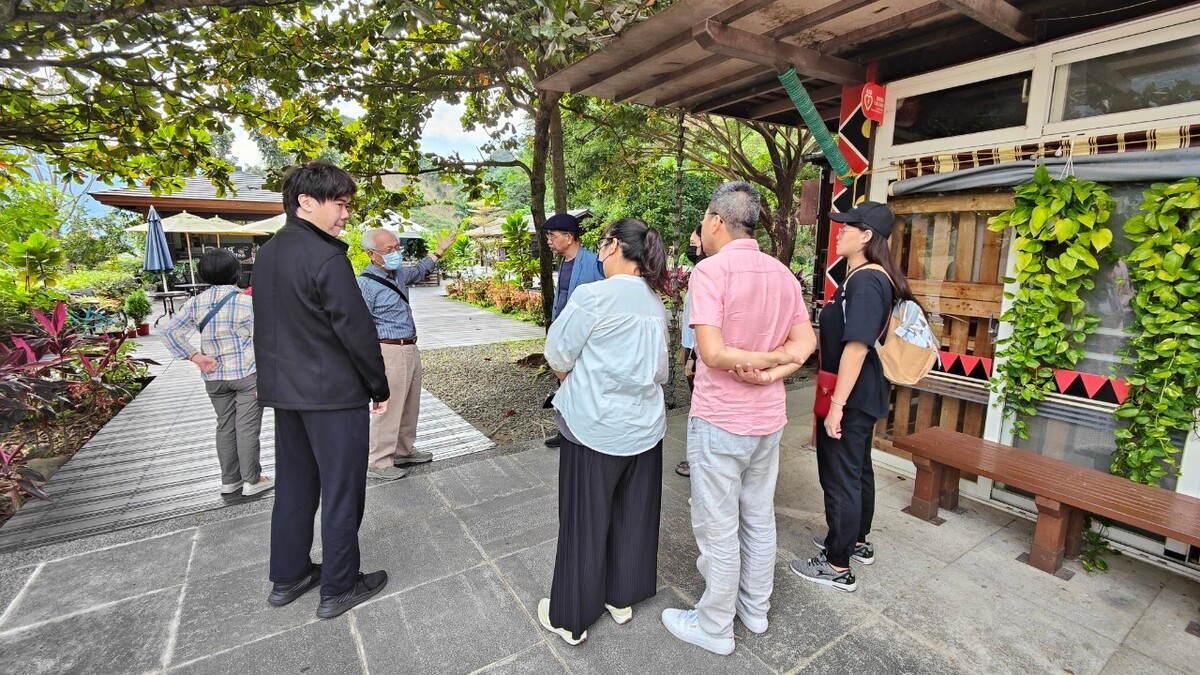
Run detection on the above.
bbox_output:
[870,3,1200,204]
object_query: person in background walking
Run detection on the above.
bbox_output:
[254,162,391,620]
[792,201,905,593]
[357,227,456,481]
[675,224,705,478]
[162,248,273,498]
[543,212,605,448]
[538,218,671,646]
[662,182,815,656]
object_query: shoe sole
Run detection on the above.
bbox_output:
[316,578,388,619]
[538,599,587,645]
[242,483,275,497]
[813,538,875,566]
[606,607,632,625]
[393,456,433,466]
[790,565,857,592]
[366,472,406,481]
[736,613,768,635]
[661,613,734,656]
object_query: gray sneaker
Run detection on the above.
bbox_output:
[791,554,857,592]
[393,450,433,466]
[367,466,408,481]
[813,536,875,565]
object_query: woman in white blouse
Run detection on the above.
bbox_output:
[538,218,670,646]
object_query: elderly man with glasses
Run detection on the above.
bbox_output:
[357,227,454,480]
[542,212,605,447]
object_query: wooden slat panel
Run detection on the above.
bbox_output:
[895,427,1200,546]
[914,390,937,433]
[930,212,953,282]
[909,281,1002,302]
[919,297,998,318]
[978,224,1004,283]
[889,193,1015,215]
[954,211,977,283]
[893,388,914,437]
[908,215,928,279]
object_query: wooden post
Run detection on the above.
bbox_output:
[909,456,944,521]
[939,466,961,510]
[1064,507,1086,558]
[1029,495,1073,573]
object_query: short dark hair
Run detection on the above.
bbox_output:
[708,181,760,235]
[198,248,240,286]
[281,162,357,217]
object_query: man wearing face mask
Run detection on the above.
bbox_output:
[357,227,455,480]
[675,224,705,478]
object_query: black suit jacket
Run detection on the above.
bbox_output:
[252,215,389,410]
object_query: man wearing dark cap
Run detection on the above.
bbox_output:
[542,212,604,447]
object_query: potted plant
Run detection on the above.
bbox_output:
[124,289,152,336]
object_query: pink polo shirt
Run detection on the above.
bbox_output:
[689,238,808,436]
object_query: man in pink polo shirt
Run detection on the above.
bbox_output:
[661,181,816,655]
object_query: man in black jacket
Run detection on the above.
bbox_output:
[254,162,391,619]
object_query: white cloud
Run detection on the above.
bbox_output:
[226,99,525,169]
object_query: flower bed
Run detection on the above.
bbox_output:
[447,277,545,326]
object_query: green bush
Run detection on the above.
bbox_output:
[124,289,152,325]
[59,269,141,300]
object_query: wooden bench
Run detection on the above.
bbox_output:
[894,426,1200,575]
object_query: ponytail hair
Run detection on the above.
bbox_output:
[864,232,919,306]
[604,218,669,294]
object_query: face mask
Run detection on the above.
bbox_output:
[381,251,402,270]
[685,245,704,264]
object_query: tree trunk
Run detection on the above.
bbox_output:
[766,187,799,267]
[531,90,561,328]
[549,99,568,214]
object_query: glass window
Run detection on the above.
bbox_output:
[893,72,1030,145]
[1051,34,1200,122]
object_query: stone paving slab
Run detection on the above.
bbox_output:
[1,388,1199,674]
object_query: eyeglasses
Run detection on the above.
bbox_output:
[374,245,402,254]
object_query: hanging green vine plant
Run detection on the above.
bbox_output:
[987,165,1114,439]
[1112,177,1200,485]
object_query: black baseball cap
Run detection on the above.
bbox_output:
[829,201,894,238]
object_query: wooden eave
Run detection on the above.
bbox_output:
[539,0,1193,128]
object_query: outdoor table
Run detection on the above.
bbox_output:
[175,283,211,297]
[149,291,190,326]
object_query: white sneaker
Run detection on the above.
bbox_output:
[736,609,768,634]
[538,598,586,645]
[605,603,632,625]
[220,481,243,495]
[661,608,734,655]
[242,476,275,497]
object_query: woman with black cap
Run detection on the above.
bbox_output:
[792,201,917,593]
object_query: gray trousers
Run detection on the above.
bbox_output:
[205,372,263,486]
[687,416,782,639]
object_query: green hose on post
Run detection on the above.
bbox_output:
[778,68,855,187]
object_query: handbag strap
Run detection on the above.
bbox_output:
[359,272,410,304]
[197,291,241,334]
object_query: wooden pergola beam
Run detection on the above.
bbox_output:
[818,2,951,54]
[745,84,842,120]
[937,0,1035,43]
[566,0,776,94]
[692,20,866,85]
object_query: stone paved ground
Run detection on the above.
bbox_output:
[2,388,1199,674]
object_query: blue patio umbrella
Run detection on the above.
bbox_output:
[142,205,174,291]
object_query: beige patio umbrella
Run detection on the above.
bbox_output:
[126,211,247,283]
[237,213,286,234]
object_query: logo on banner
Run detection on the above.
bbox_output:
[861,83,886,123]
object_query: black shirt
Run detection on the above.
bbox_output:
[818,266,893,420]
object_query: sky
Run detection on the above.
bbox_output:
[229,99,515,169]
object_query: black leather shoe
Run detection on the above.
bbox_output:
[544,433,562,448]
[316,570,388,619]
[268,564,321,607]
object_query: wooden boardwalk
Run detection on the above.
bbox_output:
[0,284,532,552]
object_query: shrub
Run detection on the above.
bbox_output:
[124,289,152,325]
[59,269,141,300]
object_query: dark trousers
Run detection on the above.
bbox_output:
[269,407,369,596]
[815,407,877,568]
[550,437,663,640]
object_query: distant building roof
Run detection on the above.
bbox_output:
[90,171,283,221]
[466,208,592,238]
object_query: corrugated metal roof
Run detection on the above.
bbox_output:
[90,171,281,203]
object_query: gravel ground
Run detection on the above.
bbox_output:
[420,338,813,446]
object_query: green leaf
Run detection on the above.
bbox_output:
[1091,227,1113,252]
[1054,217,1078,243]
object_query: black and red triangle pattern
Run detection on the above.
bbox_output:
[931,351,1128,404]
